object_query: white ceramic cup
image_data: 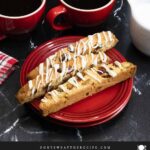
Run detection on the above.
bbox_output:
[128,0,150,56]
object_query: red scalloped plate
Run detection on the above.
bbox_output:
[20,36,133,125]
[49,105,125,128]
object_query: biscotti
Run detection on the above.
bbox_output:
[39,61,137,116]
[27,31,118,80]
[16,51,110,104]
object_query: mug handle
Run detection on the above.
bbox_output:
[46,5,72,31]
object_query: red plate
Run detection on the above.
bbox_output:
[20,36,133,124]
[49,105,126,128]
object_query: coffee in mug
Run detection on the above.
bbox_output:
[0,0,42,16]
[64,0,110,10]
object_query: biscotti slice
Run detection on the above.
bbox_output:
[39,61,136,116]
[16,51,110,104]
[27,31,118,80]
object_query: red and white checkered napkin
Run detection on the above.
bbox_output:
[0,51,18,85]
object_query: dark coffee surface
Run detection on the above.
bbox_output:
[0,0,41,16]
[64,0,110,9]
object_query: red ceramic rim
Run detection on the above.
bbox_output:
[27,92,129,128]
[49,104,126,128]
[20,36,133,124]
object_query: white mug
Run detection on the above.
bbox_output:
[128,0,150,56]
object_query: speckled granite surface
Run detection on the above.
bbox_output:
[0,0,150,141]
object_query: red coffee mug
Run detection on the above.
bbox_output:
[0,0,46,40]
[47,0,116,31]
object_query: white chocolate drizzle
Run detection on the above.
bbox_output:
[103,31,109,45]
[68,44,74,52]
[92,67,98,72]
[68,77,79,88]
[80,55,87,70]
[61,61,67,77]
[28,32,114,96]
[39,63,44,75]
[54,65,59,79]
[41,97,49,103]
[47,82,52,91]
[88,35,94,48]
[92,34,99,49]
[82,40,87,54]
[102,52,107,63]
[94,67,104,75]
[31,88,36,96]
[45,62,50,83]
[77,72,85,81]
[68,32,113,57]
[93,55,98,66]
[63,54,68,62]
[99,52,107,63]
[28,80,33,89]
[28,50,109,96]
[39,63,44,84]
[54,64,60,71]
[91,68,100,78]
[59,85,69,93]
[99,52,103,62]
[45,59,50,82]
[46,58,50,71]
[85,69,101,83]
[37,79,41,89]
[91,53,94,63]
[114,61,122,68]
[77,40,83,56]
[67,53,71,60]
[97,33,102,47]
[101,64,117,77]
[47,68,53,82]
[35,75,40,87]
[49,54,56,67]
[59,50,62,62]
[87,40,92,54]
[29,76,41,96]
[92,33,102,48]
[108,31,113,42]
[37,31,111,76]
[37,31,112,76]
[91,68,99,74]
[73,57,77,73]
[48,90,59,102]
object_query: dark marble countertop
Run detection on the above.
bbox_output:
[0,0,150,142]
